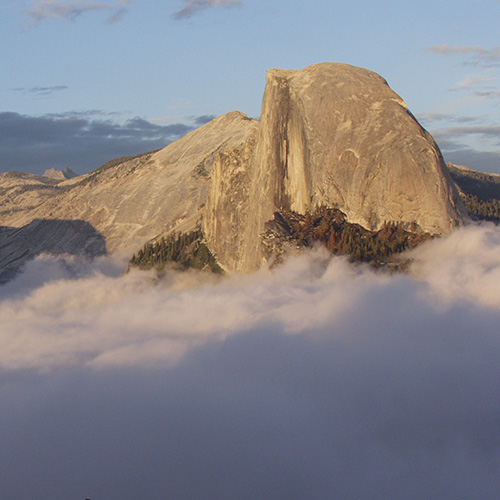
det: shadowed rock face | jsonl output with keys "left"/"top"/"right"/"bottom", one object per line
{"left": 0, "top": 219, "right": 106, "bottom": 283}
{"left": 203, "top": 63, "right": 466, "bottom": 272}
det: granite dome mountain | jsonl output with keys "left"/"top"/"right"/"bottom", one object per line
{"left": 0, "top": 63, "right": 467, "bottom": 280}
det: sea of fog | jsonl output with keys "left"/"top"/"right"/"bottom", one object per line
{"left": 2, "top": 223, "right": 500, "bottom": 499}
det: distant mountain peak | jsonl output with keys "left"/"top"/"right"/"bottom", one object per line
{"left": 43, "top": 167, "right": 78, "bottom": 181}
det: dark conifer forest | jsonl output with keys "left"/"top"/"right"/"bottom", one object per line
{"left": 129, "top": 229, "right": 223, "bottom": 273}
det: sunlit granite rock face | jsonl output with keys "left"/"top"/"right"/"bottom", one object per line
{"left": 203, "top": 63, "right": 466, "bottom": 272}
{"left": 43, "top": 167, "right": 78, "bottom": 181}
{"left": 1, "top": 112, "right": 257, "bottom": 256}
{"left": 0, "top": 63, "right": 466, "bottom": 278}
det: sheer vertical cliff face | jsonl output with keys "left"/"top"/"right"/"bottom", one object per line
{"left": 1, "top": 63, "right": 467, "bottom": 278}
{"left": 203, "top": 63, "right": 466, "bottom": 272}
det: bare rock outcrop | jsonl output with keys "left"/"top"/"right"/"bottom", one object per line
{"left": 203, "top": 63, "right": 466, "bottom": 272}
{"left": 1, "top": 63, "right": 467, "bottom": 278}
{"left": 43, "top": 167, "right": 78, "bottom": 181}
{"left": 1, "top": 112, "right": 257, "bottom": 256}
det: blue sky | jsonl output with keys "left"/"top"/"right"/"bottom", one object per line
{"left": 1, "top": 0, "right": 500, "bottom": 174}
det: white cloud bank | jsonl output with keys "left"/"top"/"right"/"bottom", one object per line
{"left": 2, "top": 224, "right": 500, "bottom": 499}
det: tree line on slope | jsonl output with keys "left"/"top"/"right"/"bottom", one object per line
{"left": 461, "top": 194, "right": 500, "bottom": 223}
{"left": 128, "top": 229, "right": 223, "bottom": 274}
{"left": 129, "top": 207, "right": 432, "bottom": 274}
{"left": 263, "top": 206, "right": 431, "bottom": 268}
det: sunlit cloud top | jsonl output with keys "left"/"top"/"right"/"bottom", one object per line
{"left": 2, "top": 224, "right": 500, "bottom": 373}
{"left": 2, "top": 224, "right": 500, "bottom": 498}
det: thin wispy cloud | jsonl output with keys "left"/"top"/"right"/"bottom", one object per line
{"left": 173, "top": 0, "right": 241, "bottom": 19}
{"left": 433, "top": 124, "right": 500, "bottom": 145}
{"left": 427, "top": 45, "right": 491, "bottom": 55}
{"left": 424, "top": 46, "right": 500, "bottom": 168}
{"left": 45, "top": 109, "right": 121, "bottom": 118}
{"left": 427, "top": 46, "right": 500, "bottom": 105}
{"left": 11, "top": 85, "right": 68, "bottom": 96}
{"left": 454, "top": 74, "right": 497, "bottom": 89}
{"left": 475, "top": 88, "right": 500, "bottom": 98}
{"left": 23, "top": 0, "right": 132, "bottom": 26}
{"left": 427, "top": 44, "right": 500, "bottom": 66}
{"left": 417, "top": 113, "right": 482, "bottom": 125}
{"left": 444, "top": 73, "right": 500, "bottom": 99}
{"left": 104, "top": 4, "right": 127, "bottom": 23}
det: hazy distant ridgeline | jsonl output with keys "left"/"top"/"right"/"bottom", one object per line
{"left": 447, "top": 163, "right": 500, "bottom": 224}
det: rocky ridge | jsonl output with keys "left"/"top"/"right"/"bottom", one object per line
{"left": 1, "top": 112, "right": 257, "bottom": 254}
{"left": 203, "top": 63, "right": 466, "bottom": 271}
{"left": 43, "top": 167, "right": 78, "bottom": 181}
{"left": 0, "top": 63, "right": 468, "bottom": 279}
